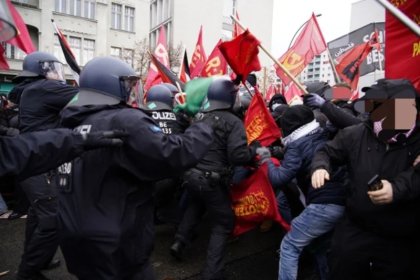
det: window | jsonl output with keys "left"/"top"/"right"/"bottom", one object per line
{"left": 1, "top": 43, "right": 25, "bottom": 60}
{"left": 123, "top": 49, "right": 133, "bottom": 67}
{"left": 55, "top": 0, "right": 67, "bottom": 13}
{"left": 84, "top": 0, "right": 95, "bottom": 19}
{"left": 111, "top": 3, "right": 122, "bottom": 29}
{"left": 69, "top": 0, "right": 81, "bottom": 16}
{"left": 69, "top": 36, "right": 81, "bottom": 65}
{"left": 55, "top": 0, "right": 95, "bottom": 19}
{"left": 111, "top": 47, "right": 121, "bottom": 58}
{"left": 124, "top": 7, "right": 135, "bottom": 32}
{"left": 83, "top": 39, "right": 95, "bottom": 65}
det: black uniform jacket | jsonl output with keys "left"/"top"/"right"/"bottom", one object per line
{"left": 312, "top": 122, "right": 420, "bottom": 237}
{"left": 57, "top": 104, "right": 213, "bottom": 250}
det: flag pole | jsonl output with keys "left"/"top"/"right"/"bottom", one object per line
{"left": 326, "top": 50, "right": 341, "bottom": 84}
{"left": 230, "top": 15, "right": 308, "bottom": 94}
{"left": 375, "top": 0, "right": 420, "bottom": 36}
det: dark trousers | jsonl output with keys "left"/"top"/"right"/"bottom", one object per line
{"left": 175, "top": 171, "right": 234, "bottom": 280}
{"left": 328, "top": 215, "right": 415, "bottom": 280}
{"left": 18, "top": 174, "right": 58, "bottom": 277}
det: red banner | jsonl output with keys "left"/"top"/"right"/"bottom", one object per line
{"left": 6, "top": 0, "right": 35, "bottom": 54}
{"left": 200, "top": 39, "right": 227, "bottom": 77}
{"left": 244, "top": 91, "right": 281, "bottom": 146}
{"left": 190, "top": 26, "right": 207, "bottom": 78}
{"left": 144, "top": 26, "right": 170, "bottom": 92}
{"left": 231, "top": 161, "right": 290, "bottom": 237}
{"left": 274, "top": 13, "right": 327, "bottom": 86}
{"left": 385, "top": 0, "right": 420, "bottom": 93}
{"left": 0, "top": 44, "right": 9, "bottom": 70}
{"left": 219, "top": 29, "right": 261, "bottom": 83}
{"left": 284, "top": 83, "right": 303, "bottom": 105}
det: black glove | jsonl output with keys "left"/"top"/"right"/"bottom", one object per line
{"left": 248, "top": 140, "right": 262, "bottom": 158}
{"left": 269, "top": 145, "right": 284, "bottom": 160}
{"left": 80, "top": 130, "right": 128, "bottom": 150}
{"left": 303, "top": 93, "right": 326, "bottom": 109}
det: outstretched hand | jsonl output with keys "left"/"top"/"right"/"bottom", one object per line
{"left": 81, "top": 130, "right": 128, "bottom": 150}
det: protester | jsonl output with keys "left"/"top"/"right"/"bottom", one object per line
{"left": 311, "top": 79, "right": 420, "bottom": 279}
{"left": 170, "top": 76, "right": 258, "bottom": 280}
{"left": 257, "top": 105, "right": 346, "bottom": 280}
{"left": 56, "top": 56, "right": 213, "bottom": 280}
{"left": 12, "top": 51, "right": 78, "bottom": 280}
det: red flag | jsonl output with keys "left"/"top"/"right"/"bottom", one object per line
{"left": 178, "top": 49, "right": 191, "bottom": 83}
{"left": 51, "top": 19, "right": 81, "bottom": 83}
{"left": 335, "top": 41, "right": 374, "bottom": 91}
{"left": 189, "top": 26, "right": 207, "bottom": 78}
{"left": 265, "top": 84, "right": 276, "bottom": 103}
{"left": 274, "top": 13, "right": 327, "bottom": 85}
{"left": 6, "top": 0, "right": 35, "bottom": 54}
{"left": 231, "top": 161, "right": 290, "bottom": 237}
{"left": 233, "top": 11, "right": 245, "bottom": 38}
{"left": 219, "top": 29, "right": 261, "bottom": 83}
{"left": 144, "top": 26, "right": 170, "bottom": 91}
{"left": 284, "top": 83, "right": 303, "bottom": 105}
{"left": 385, "top": 0, "right": 420, "bottom": 93}
{"left": 0, "top": 44, "right": 10, "bottom": 70}
{"left": 200, "top": 40, "right": 227, "bottom": 77}
{"left": 244, "top": 91, "right": 281, "bottom": 146}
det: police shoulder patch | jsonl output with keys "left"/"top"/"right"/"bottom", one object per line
{"left": 149, "top": 125, "right": 162, "bottom": 133}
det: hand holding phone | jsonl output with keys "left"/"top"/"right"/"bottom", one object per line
{"left": 367, "top": 174, "right": 383, "bottom": 191}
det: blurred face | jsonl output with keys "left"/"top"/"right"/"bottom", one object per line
{"left": 41, "top": 61, "right": 65, "bottom": 81}
{"left": 120, "top": 76, "right": 142, "bottom": 107}
{"left": 370, "top": 98, "right": 417, "bottom": 130}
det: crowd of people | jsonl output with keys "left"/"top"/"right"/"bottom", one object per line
{"left": 0, "top": 50, "right": 419, "bottom": 280}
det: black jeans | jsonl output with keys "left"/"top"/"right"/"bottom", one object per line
{"left": 175, "top": 171, "right": 234, "bottom": 280}
{"left": 328, "top": 215, "right": 415, "bottom": 280}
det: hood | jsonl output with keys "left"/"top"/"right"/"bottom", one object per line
{"left": 60, "top": 104, "right": 123, "bottom": 128}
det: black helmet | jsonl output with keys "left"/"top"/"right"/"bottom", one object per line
{"left": 72, "top": 56, "right": 140, "bottom": 106}
{"left": 161, "top": 83, "right": 179, "bottom": 96}
{"left": 14, "top": 51, "right": 64, "bottom": 82}
{"left": 304, "top": 81, "right": 331, "bottom": 98}
{"left": 145, "top": 84, "right": 174, "bottom": 111}
{"left": 202, "top": 76, "right": 238, "bottom": 112}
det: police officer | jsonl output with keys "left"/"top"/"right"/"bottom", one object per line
{"left": 170, "top": 76, "right": 257, "bottom": 280}
{"left": 144, "top": 83, "right": 190, "bottom": 224}
{"left": 56, "top": 56, "right": 213, "bottom": 280}
{"left": 14, "top": 51, "right": 78, "bottom": 280}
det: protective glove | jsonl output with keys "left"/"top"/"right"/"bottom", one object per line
{"left": 248, "top": 140, "right": 262, "bottom": 158}
{"left": 80, "top": 130, "right": 128, "bottom": 150}
{"left": 269, "top": 145, "right": 284, "bottom": 160}
{"left": 256, "top": 147, "right": 271, "bottom": 164}
{"left": 303, "top": 93, "right": 326, "bottom": 109}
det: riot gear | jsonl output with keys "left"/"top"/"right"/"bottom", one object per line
{"left": 145, "top": 84, "right": 174, "bottom": 111}
{"left": 15, "top": 52, "right": 65, "bottom": 82}
{"left": 77, "top": 56, "right": 140, "bottom": 106}
{"left": 202, "top": 76, "right": 238, "bottom": 112}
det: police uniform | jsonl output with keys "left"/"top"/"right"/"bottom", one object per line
{"left": 56, "top": 56, "right": 213, "bottom": 280}
{"left": 15, "top": 59, "right": 77, "bottom": 279}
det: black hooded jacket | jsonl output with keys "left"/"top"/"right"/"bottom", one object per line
{"left": 312, "top": 122, "right": 420, "bottom": 237}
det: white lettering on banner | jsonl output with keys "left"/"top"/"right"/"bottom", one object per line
{"left": 366, "top": 49, "right": 384, "bottom": 65}
{"left": 363, "top": 30, "right": 385, "bottom": 43}
{"left": 58, "top": 162, "right": 72, "bottom": 174}
{"left": 334, "top": 43, "right": 354, "bottom": 58}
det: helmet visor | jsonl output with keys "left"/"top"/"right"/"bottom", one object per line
{"left": 120, "top": 76, "right": 142, "bottom": 107}
{"left": 40, "top": 61, "right": 65, "bottom": 81}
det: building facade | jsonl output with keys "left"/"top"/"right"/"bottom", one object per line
{"left": 0, "top": 0, "right": 149, "bottom": 93}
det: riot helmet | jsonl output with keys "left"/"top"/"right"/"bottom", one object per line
{"left": 144, "top": 84, "right": 174, "bottom": 111}
{"left": 161, "top": 83, "right": 179, "bottom": 96}
{"left": 202, "top": 76, "right": 238, "bottom": 112}
{"left": 69, "top": 56, "right": 141, "bottom": 107}
{"left": 14, "top": 51, "right": 65, "bottom": 82}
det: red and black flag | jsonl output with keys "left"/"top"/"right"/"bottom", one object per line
{"left": 178, "top": 48, "right": 190, "bottom": 83}
{"left": 51, "top": 19, "right": 81, "bottom": 83}
{"left": 150, "top": 53, "right": 185, "bottom": 91}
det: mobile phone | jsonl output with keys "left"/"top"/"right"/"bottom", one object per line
{"left": 367, "top": 174, "right": 383, "bottom": 191}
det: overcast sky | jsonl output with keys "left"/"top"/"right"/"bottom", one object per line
{"left": 271, "top": 0, "right": 361, "bottom": 56}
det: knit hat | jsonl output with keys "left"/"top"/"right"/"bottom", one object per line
{"left": 280, "top": 105, "right": 314, "bottom": 137}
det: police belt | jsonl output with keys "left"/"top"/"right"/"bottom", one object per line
{"left": 189, "top": 168, "right": 222, "bottom": 180}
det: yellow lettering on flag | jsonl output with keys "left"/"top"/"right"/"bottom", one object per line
{"left": 233, "top": 191, "right": 270, "bottom": 217}
{"left": 413, "top": 41, "right": 420, "bottom": 57}
{"left": 246, "top": 112, "right": 268, "bottom": 143}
